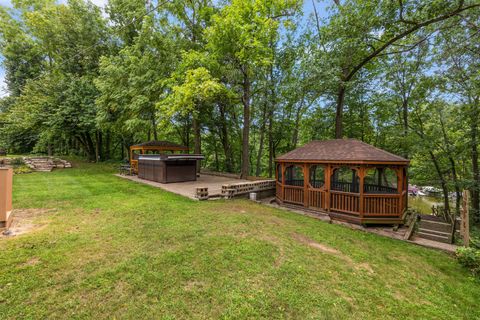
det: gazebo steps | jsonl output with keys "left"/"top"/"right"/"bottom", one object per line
{"left": 418, "top": 219, "right": 451, "bottom": 233}
{"left": 416, "top": 230, "right": 452, "bottom": 243}
{"left": 415, "top": 215, "right": 453, "bottom": 244}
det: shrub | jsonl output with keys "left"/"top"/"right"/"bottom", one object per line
{"left": 456, "top": 247, "right": 480, "bottom": 276}
{"left": 11, "top": 157, "right": 25, "bottom": 166}
{"left": 13, "top": 165, "right": 33, "bottom": 174}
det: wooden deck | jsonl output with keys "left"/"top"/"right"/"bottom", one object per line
{"left": 116, "top": 173, "right": 252, "bottom": 200}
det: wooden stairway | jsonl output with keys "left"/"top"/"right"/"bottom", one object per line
{"left": 416, "top": 215, "right": 453, "bottom": 244}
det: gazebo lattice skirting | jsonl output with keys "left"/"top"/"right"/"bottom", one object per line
{"left": 275, "top": 139, "right": 409, "bottom": 224}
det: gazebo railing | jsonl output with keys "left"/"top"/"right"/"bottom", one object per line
{"left": 364, "top": 183, "right": 397, "bottom": 194}
{"left": 284, "top": 179, "right": 304, "bottom": 187}
{"left": 331, "top": 181, "right": 359, "bottom": 193}
{"left": 308, "top": 189, "right": 327, "bottom": 210}
{"left": 363, "top": 192, "right": 404, "bottom": 216}
{"left": 330, "top": 190, "right": 360, "bottom": 215}
{"left": 309, "top": 180, "right": 324, "bottom": 189}
{"left": 284, "top": 184, "right": 304, "bottom": 204}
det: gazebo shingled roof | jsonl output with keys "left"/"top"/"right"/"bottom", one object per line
{"left": 277, "top": 139, "right": 409, "bottom": 164}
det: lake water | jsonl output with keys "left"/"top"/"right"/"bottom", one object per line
{"left": 408, "top": 196, "right": 444, "bottom": 214}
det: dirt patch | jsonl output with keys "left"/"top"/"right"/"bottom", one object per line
{"left": 184, "top": 280, "right": 206, "bottom": 292}
{"left": 20, "top": 257, "right": 41, "bottom": 267}
{"left": 1, "top": 208, "right": 55, "bottom": 239}
{"left": 334, "top": 289, "right": 355, "bottom": 305}
{"left": 292, "top": 232, "right": 375, "bottom": 274}
{"left": 356, "top": 262, "right": 374, "bottom": 274}
{"left": 292, "top": 233, "right": 342, "bottom": 255}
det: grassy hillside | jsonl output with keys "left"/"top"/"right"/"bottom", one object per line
{"left": 0, "top": 161, "right": 478, "bottom": 319}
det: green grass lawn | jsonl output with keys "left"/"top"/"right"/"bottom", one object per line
{"left": 0, "top": 161, "right": 479, "bottom": 319}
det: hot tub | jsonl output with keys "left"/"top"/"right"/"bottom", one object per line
{"left": 137, "top": 154, "right": 204, "bottom": 183}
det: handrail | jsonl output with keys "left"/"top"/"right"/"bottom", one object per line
{"left": 283, "top": 184, "right": 304, "bottom": 190}
{"left": 363, "top": 193, "right": 400, "bottom": 198}
{"left": 330, "top": 190, "right": 360, "bottom": 196}
{"left": 307, "top": 185, "right": 326, "bottom": 191}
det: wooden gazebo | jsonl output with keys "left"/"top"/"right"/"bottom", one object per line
{"left": 275, "top": 139, "right": 409, "bottom": 224}
{"left": 130, "top": 141, "right": 189, "bottom": 174}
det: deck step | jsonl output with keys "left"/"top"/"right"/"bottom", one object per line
{"left": 418, "top": 219, "right": 452, "bottom": 233}
{"left": 416, "top": 231, "right": 451, "bottom": 243}
{"left": 418, "top": 228, "right": 451, "bottom": 237}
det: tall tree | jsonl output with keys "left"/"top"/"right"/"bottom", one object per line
{"left": 310, "top": 0, "right": 480, "bottom": 138}
{"left": 205, "top": 0, "right": 300, "bottom": 178}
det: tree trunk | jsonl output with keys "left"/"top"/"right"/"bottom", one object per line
{"left": 95, "top": 131, "right": 102, "bottom": 162}
{"left": 152, "top": 112, "right": 158, "bottom": 140}
{"left": 77, "top": 134, "right": 96, "bottom": 161}
{"left": 429, "top": 151, "right": 450, "bottom": 214}
{"left": 241, "top": 67, "right": 251, "bottom": 179}
{"left": 214, "top": 142, "right": 219, "bottom": 171}
{"left": 439, "top": 112, "right": 460, "bottom": 215}
{"left": 471, "top": 110, "right": 480, "bottom": 222}
{"left": 85, "top": 133, "right": 96, "bottom": 162}
{"left": 193, "top": 116, "right": 201, "bottom": 173}
{"left": 402, "top": 98, "right": 409, "bottom": 158}
{"left": 291, "top": 99, "right": 305, "bottom": 148}
{"left": 47, "top": 143, "right": 53, "bottom": 156}
{"left": 219, "top": 103, "right": 234, "bottom": 173}
{"left": 104, "top": 131, "right": 111, "bottom": 160}
{"left": 121, "top": 138, "right": 125, "bottom": 160}
{"left": 255, "top": 101, "right": 268, "bottom": 177}
{"left": 186, "top": 116, "right": 190, "bottom": 148}
{"left": 267, "top": 64, "right": 276, "bottom": 178}
{"left": 268, "top": 111, "right": 274, "bottom": 178}
{"left": 335, "top": 84, "right": 346, "bottom": 139}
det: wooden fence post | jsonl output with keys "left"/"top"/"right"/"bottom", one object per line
{"left": 0, "top": 167, "right": 13, "bottom": 229}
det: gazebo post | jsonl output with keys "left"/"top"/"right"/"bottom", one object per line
{"left": 325, "top": 164, "right": 331, "bottom": 212}
{"left": 397, "top": 167, "right": 404, "bottom": 215}
{"left": 359, "top": 166, "right": 365, "bottom": 221}
{"left": 281, "top": 162, "right": 285, "bottom": 202}
{"left": 403, "top": 167, "right": 408, "bottom": 211}
{"left": 303, "top": 163, "right": 308, "bottom": 208}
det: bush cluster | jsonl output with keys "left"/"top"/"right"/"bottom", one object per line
{"left": 456, "top": 245, "right": 480, "bottom": 277}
